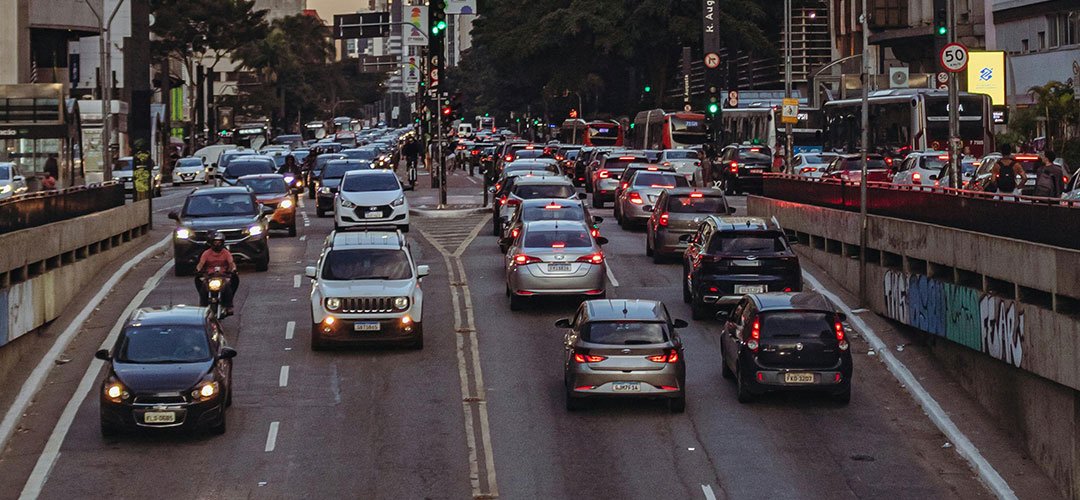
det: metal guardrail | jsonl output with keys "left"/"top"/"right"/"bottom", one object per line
{"left": 0, "top": 182, "right": 126, "bottom": 234}
{"left": 761, "top": 174, "right": 1080, "bottom": 250}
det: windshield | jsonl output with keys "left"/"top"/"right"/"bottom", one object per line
{"left": 342, "top": 173, "right": 400, "bottom": 192}
{"left": 115, "top": 325, "right": 211, "bottom": 364}
{"left": 632, "top": 172, "right": 689, "bottom": 188}
{"left": 664, "top": 150, "right": 698, "bottom": 160}
{"left": 176, "top": 158, "right": 202, "bottom": 168}
{"left": 670, "top": 116, "right": 706, "bottom": 144}
{"left": 581, "top": 321, "right": 668, "bottom": 344}
{"left": 523, "top": 228, "right": 593, "bottom": 248}
{"left": 322, "top": 249, "right": 411, "bottom": 280}
{"left": 113, "top": 159, "right": 135, "bottom": 172}
{"left": 513, "top": 184, "right": 575, "bottom": 199}
{"left": 668, "top": 195, "right": 726, "bottom": 213}
{"left": 238, "top": 177, "right": 288, "bottom": 194}
{"left": 343, "top": 149, "right": 378, "bottom": 160}
{"left": 323, "top": 162, "right": 370, "bottom": 179}
{"left": 708, "top": 233, "right": 786, "bottom": 253}
{"left": 521, "top": 203, "right": 585, "bottom": 221}
{"left": 587, "top": 125, "right": 619, "bottom": 145}
{"left": 183, "top": 193, "right": 255, "bottom": 217}
{"left": 225, "top": 161, "right": 274, "bottom": 178}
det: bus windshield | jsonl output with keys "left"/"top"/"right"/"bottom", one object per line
{"left": 587, "top": 125, "right": 620, "bottom": 145}
{"left": 669, "top": 116, "right": 706, "bottom": 145}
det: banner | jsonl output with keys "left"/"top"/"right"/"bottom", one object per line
{"left": 446, "top": 0, "right": 476, "bottom": 15}
{"left": 967, "top": 51, "right": 1006, "bottom": 106}
{"left": 403, "top": 5, "right": 428, "bottom": 47}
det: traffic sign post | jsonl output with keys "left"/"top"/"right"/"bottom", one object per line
{"left": 704, "top": 52, "right": 720, "bottom": 69}
{"left": 726, "top": 90, "right": 739, "bottom": 108}
{"left": 939, "top": 42, "right": 968, "bottom": 73}
{"left": 781, "top": 98, "right": 799, "bottom": 124}
{"left": 943, "top": 0, "right": 962, "bottom": 189}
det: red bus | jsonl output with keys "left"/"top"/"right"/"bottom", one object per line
{"left": 632, "top": 109, "right": 708, "bottom": 149}
{"left": 559, "top": 119, "right": 624, "bottom": 146}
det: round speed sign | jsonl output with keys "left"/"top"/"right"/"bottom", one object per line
{"left": 939, "top": 43, "right": 968, "bottom": 73}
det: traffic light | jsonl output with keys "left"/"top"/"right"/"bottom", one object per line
{"left": 441, "top": 106, "right": 452, "bottom": 117}
{"left": 430, "top": 0, "right": 447, "bottom": 36}
{"left": 707, "top": 103, "right": 719, "bottom": 115}
{"left": 706, "top": 84, "right": 721, "bottom": 116}
{"left": 643, "top": 85, "right": 652, "bottom": 93}
{"left": 569, "top": 108, "right": 578, "bottom": 119}
{"left": 933, "top": 0, "right": 948, "bottom": 37}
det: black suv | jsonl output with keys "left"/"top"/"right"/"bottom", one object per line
{"left": 681, "top": 216, "right": 801, "bottom": 319}
{"left": 716, "top": 292, "right": 852, "bottom": 404}
{"left": 169, "top": 186, "right": 272, "bottom": 276}
{"left": 717, "top": 144, "right": 773, "bottom": 194}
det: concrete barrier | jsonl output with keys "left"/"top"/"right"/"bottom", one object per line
{"left": 748, "top": 195, "right": 1080, "bottom": 498}
{"left": 0, "top": 201, "right": 150, "bottom": 345}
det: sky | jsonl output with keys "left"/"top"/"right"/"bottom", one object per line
{"left": 307, "top": 0, "right": 360, "bottom": 20}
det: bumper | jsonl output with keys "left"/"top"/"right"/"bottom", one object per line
{"left": 334, "top": 207, "right": 409, "bottom": 229}
{"left": 100, "top": 396, "right": 224, "bottom": 431}
{"left": 620, "top": 202, "right": 652, "bottom": 223}
{"left": 696, "top": 277, "right": 802, "bottom": 306}
{"left": 739, "top": 358, "right": 852, "bottom": 396}
{"left": 312, "top": 316, "right": 420, "bottom": 345}
{"left": 567, "top": 366, "right": 684, "bottom": 398}
{"left": 653, "top": 229, "right": 692, "bottom": 255}
{"left": 508, "top": 264, "right": 606, "bottom": 296}
{"left": 174, "top": 237, "right": 269, "bottom": 265}
{"left": 172, "top": 171, "right": 206, "bottom": 184}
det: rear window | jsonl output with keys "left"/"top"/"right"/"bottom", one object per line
{"left": 708, "top": 233, "right": 786, "bottom": 253}
{"left": 239, "top": 177, "right": 288, "bottom": 194}
{"left": 838, "top": 159, "right": 888, "bottom": 171}
{"left": 343, "top": 149, "right": 378, "bottom": 160}
{"left": 323, "top": 162, "right": 370, "bottom": 179}
{"left": 515, "top": 150, "right": 546, "bottom": 159}
{"left": 505, "top": 163, "right": 559, "bottom": 175}
{"left": 633, "top": 172, "right": 690, "bottom": 188}
{"left": 513, "top": 184, "right": 575, "bottom": 199}
{"left": 521, "top": 204, "right": 585, "bottom": 221}
{"left": 314, "top": 154, "right": 347, "bottom": 169}
{"left": 760, "top": 312, "right": 834, "bottom": 341}
{"left": 523, "top": 228, "right": 593, "bottom": 248}
{"left": 668, "top": 195, "right": 726, "bottom": 213}
{"left": 664, "top": 150, "right": 698, "bottom": 160}
{"left": 603, "top": 157, "right": 645, "bottom": 170}
{"left": 738, "top": 151, "right": 772, "bottom": 163}
{"left": 581, "top": 321, "right": 668, "bottom": 344}
{"left": 225, "top": 161, "right": 274, "bottom": 178}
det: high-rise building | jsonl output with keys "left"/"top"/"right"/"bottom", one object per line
{"left": 0, "top": 0, "right": 102, "bottom": 85}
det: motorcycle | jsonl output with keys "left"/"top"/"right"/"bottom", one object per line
{"left": 200, "top": 274, "right": 232, "bottom": 319}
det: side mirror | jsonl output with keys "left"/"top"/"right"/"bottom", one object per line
{"left": 595, "top": 236, "right": 609, "bottom": 246}
{"left": 305, "top": 266, "right": 317, "bottom": 278}
{"left": 592, "top": 216, "right": 604, "bottom": 224}
{"left": 94, "top": 349, "right": 111, "bottom": 361}
{"left": 554, "top": 318, "right": 571, "bottom": 328}
{"left": 714, "top": 310, "right": 730, "bottom": 321}
{"left": 13, "top": 175, "right": 24, "bottom": 182}
{"left": 672, "top": 319, "right": 689, "bottom": 329}
{"left": 261, "top": 204, "right": 275, "bottom": 215}
{"left": 417, "top": 264, "right": 430, "bottom": 278}
{"left": 167, "top": 211, "right": 180, "bottom": 221}
{"left": 727, "top": 207, "right": 736, "bottom": 214}
{"left": 577, "top": 192, "right": 588, "bottom": 200}
{"left": 218, "top": 347, "right": 238, "bottom": 359}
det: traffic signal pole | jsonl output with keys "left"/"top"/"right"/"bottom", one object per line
{"left": 946, "top": 0, "right": 960, "bottom": 188}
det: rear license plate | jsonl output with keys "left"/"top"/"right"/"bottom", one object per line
{"left": 144, "top": 411, "right": 176, "bottom": 424}
{"left": 735, "top": 284, "right": 766, "bottom": 294}
{"left": 784, "top": 372, "right": 815, "bottom": 384}
{"left": 354, "top": 322, "right": 380, "bottom": 332}
{"left": 612, "top": 382, "right": 640, "bottom": 392}
{"left": 547, "top": 263, "right": 572, "bottom": 272}
{"left": 364, "top": 211, "right": 383, "bottom": 219}
{"left": 123, "top": 182, "right": 133, "bottom": 190}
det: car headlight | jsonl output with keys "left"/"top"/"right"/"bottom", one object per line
{"left": 192, "top": 381, "right": 219, "bottom": 400}
{"left": 247, "top": 224, "right": 264, "bottom": 236}
{"left": 394, "top": 297, "right": 409, "bottom": 310}
{"left": 326, "top": 298, "right": 341, "bottom": 310}
{"left": 319, "top": 187, "right": 332, "bottom": 194}
{"left": 175, "top": 228, "right": 192, "bottom": 239}
{"left": 390, "top": 194, "right": 406, "bottom": 207}
{"left": 284, "top": 175, "right": 295, "bottom": 184}
{"left": 104, "top": 378, "right": 129, "bottom": 402}
{"left": 208, "top": 278, "right": 224, "bottom": 291}
{"left": 296, "top": 180, "right": 304, "bottom": 188}
{"left": 279, "top": 198, "right": 293, "bottom": 209}
{"left": 340, "top": 198, "right": 356, "bottom": 208}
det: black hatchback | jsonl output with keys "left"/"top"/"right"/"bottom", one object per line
{"left": 96, "top": 306, "right": 236, "bottom": 436}
{"left": 716, "top": 292, "right": 852, "bottom": 404}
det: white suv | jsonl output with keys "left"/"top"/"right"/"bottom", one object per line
{"left": 334, "top": 169, "right": 410, "bottom": 232}
{"left": 306, "top": 230, "right": 429, "bottom": 350}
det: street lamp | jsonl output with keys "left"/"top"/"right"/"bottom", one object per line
{"left": 83, "top": 0, "right": 127, "bottom": 182}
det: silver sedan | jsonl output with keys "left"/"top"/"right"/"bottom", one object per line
{"left": 505, "top": 220, "right": 608, "bottom": 310}
{"left": 615, "top": 170, "right": 691, "bottom": 228}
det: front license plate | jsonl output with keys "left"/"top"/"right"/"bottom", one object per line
{"left": 364, "top": 211, "right": 383, "bottom": 219}
{"left": 123, "top": 182, "right": 133, "bottom": 190}
{"left": 144, "top": 411, "right": 176, "bottom": 424}
{"left": 547, "top": 263, "right": 572, "bottom": 272}
{"left": 735, "top": 284, "right": 766, "bottom": 294}
{"left": 354, "top": 322, "right": 380, "bottom": 332}
{"left": 784, "top": 372, "right": 815, "bottom": 384}
{"left": 612, "top": 382, "right": 640, "bottom": 392}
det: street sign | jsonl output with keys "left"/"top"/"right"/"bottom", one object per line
{"left": 333, "top": 12, "right": 390, "bottom": 39}
{"left": 704, "top": 52, "right": 720, "bottom": 69}
{"left": 939, "top": 42, "right": 969, "bottom": 73}
{"left": 701, "top": 0, "right": 720, "bottom": 55}
{"left": 684, "top": 104, "right": 692, "bottom": 112}
{"left": 446, "top": 0, "right": 477, "bottom": 14}
{"left": 936, "top": 72, "right": 949, "bottom": 83}
{"left": 726, "top": 90, "right": 739, "bottom": 108}
{"left": 781, "top": 98, "right": 799, "bottom": 124}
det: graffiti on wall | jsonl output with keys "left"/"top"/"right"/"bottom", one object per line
{"left": 882, "top": 270, "right": 1023, "bottom": 368}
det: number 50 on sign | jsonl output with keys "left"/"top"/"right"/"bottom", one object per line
{"left": 939, "top": 43, "right": 968, "bottom": 73}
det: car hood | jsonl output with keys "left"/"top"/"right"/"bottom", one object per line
{"left": 319, "top": 278, "right": 414, "bottom": 297}
{"left": 321, "top": 178, "right": 342, "bottom": 189}
{"left": 255, "top": 194, "right": 290, "bottom": 204}
{"left": 112, "top": 361, "right": 212, "bottom": 393}
{"left": 181, "top": 215, "right": 259, "bottom": 230}
{"left": 340, "top": 190, "right": 402, "bottom": 206}
{"left": 174, "top": 166, "right": 204, "bottom": 172}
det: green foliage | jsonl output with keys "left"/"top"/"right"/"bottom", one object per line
{"left": 149, "top": 0, "right": 269, "bottom": 68}
{"left": 1027, "top": 81, "right": 1080, "bottom": 152}
{"left": 1062, "top": 138, "right": 1080, "bottom": 170}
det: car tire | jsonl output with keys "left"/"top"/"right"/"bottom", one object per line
{"left": 255, "top": 255, "right": 270, "bottom": 272}
{"left": 565, "top": 390, "right": 587, "bottom": 411}
{"left": 668, "top": 395, "right": 686, "bottom": 413}
{"left": 509, "top": 291, "right": 525, "bottom": 311}
{"left": 645, "top": 234, "right": 654, "bottom": 257}
{"left": 209, "top": 410, "right": 227, "bottom": 435}
{"left": 736, "top": 370, "right": 755, "bottom": 404}
{"left": 288, "top": 224, "right": 297, "bottom": 237}
{"left": 409, "top": 323, "right": 424, "bottom": 350}
{"left": 591, "top": 194, "right": 602, "bottom": 208}
{"left": 833, "top": 386, "right": 851, "bottom": 405}
{"left": 100, "top": 420, "right": 121, "bottom": 438}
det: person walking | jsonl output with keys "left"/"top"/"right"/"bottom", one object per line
{"left": 1033, "top": 151, "right": 1065, "bottom": 199}
{"left": 988, "top": 144, "right": 1025, "bottom": 198}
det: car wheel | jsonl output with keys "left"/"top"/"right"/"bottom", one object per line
{"left": 721, "top": 355, "right": 735, "bottom": 380}
{"left": 833, "top": 385, "right": 851, "bottom": 405}
{"left": 409, "top": 323, "right": 424, "bottom": 350}
{"left": 736, "top": 369, "right": 755, "bottom": 404}
{"left": 209, "top": 410, "right": 227, "bottom": 435}
{"left": 509, "top": 292, "right": 525, "bottom": 311}
{"left": 255, "top": 255, "right": 270, "bottom": 272}
{"left": 310, "top": 324, "right": 326, "bottom": 351}
{"left": 668, "top": 395, "right": 686, "bottom": 413}
{"left": 100, "top": 420, "right": 121, "bottom": 438}
{"left": 724, "top": 180, "right": 735, "bottom": 196}
{"left": 565, "top": 390, "right": 587, "bottom": 411}
{"left": 316, "top": 208, "right": 326, "bottom": 217}
{"left": 288, "top": 224, "right": 297, "bottom": 237}
{"left": 645, "top": 234, "right": 654, "bottom": 257}
{"left": 591, "top": 194, "right": 602, "bottom": 208}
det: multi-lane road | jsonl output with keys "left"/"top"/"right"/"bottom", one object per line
{"left": 0, "top": 175, "right": 1048, "bottom": 499}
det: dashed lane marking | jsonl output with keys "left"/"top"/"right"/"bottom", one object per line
{"left": 702, "top": 484, "right": 718, "bottom": 500}
{"left": 285, "top": 321, "right": 295, "bottom": 340}
{"left": 265, "top": 422, "right": 280, "bottom": 452}
{"left": 605, "top": 262, "right": 620, "bottom": 287}
{"left": 279, "top": 366, "right": 290, "bottom": 387}
{"left": 293, "top": 274, "right": 301, "bottom": 288}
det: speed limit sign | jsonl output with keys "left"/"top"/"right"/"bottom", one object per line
{"left": 939, "top": 43, "right": 968, "bottom": 73}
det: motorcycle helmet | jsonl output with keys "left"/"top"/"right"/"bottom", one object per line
{"left": 208, "top": 230, "right": 226, "bottom": 251}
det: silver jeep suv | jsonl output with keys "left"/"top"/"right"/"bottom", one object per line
{"left": 306, "top": 230, "right": 429, "bottom": 350}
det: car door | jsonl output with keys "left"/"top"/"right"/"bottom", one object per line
{"left": 687, "top": 223, "right": 714, "bottom": 284}
{"left": 563, "top": 306, "right": 585, "bottom": 372}
{"left": 648, "top": 191, "right": 668, "bottom": 234}
{"left": 722, "top": 300, "right": 748, "bottom": 367}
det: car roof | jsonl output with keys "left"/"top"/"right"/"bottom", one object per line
{"left": 519, "top": 198, "right": 584, "bottom": 208}
{"left": 237, "top": 173, "right": 286, "bottom": 181}
{"left": 192, "top": 186, "right": 252, "bottom": 196}
{"left": 663, "top": 187, "right": 724, "bottom": 196}
{"left": 127, "top": 305, "right": 207, "bottom": 327}
{"left": 512, "top": 175, "right": 573, "bottom": 185}
{"left": 229, "top": 155, "right": 276, "bottom": 163}
{"left": 583, "top": 299, "right": 667, "bottom": 322}
{"left": 342, "top": 168, "right": 394, "bottom": 177}
{"left": 711, "top": 216, "right": 782, "bottom": 232}
{"left": 329, "top": 230, "right": 406, "bottom": 249}
{"left": 750, "top": 292, "right": 834, "bottom": 312}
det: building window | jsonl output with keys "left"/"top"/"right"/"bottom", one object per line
{"left": 1022, "top": 39, "right": 1029, "bottom": 52}
{"left": 1038, "top": 31, "right": 1046, "bottom": 50}
{"left": 1047, "top": 11, "right": 1080, "bottom": 48}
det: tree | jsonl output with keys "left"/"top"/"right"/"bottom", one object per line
{"left": 1027, "top": 81, "right": 1080, "bottom": 152}
{"left": 149, "top": 0, "right": 269, "bottom": 72}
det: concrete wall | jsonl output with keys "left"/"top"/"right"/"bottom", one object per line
{"left": 748, "top": 195, "right": 1080, "bottom": 498}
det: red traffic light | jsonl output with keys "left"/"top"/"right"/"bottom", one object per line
{"left": 569, "top": 108, "right": 578, "bottom": 118}
{"left": 441, "top": 106, "right": 452, "bottom": 116}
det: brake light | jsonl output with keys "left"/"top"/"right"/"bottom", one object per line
{"left": 513, "top": 254, "right": 542, "bottom": 265}
{"left": 620, "top": 182, "right": 629, "bottom": 190}
{"left": 800, "top": 167, "right": 816, "bottom": 173}
{"left": 551, "top": 242, "right": 566, "bottom": 248}
{"left": 1014, "top": 155, "right": 1039, "bottom": 161}
{"left": 662, "top": 162, "right": 671, "bottom": 166}
{"left": 646, "top": 349, "right": 680, "bottom": 363}
{"left": 937, "top": 154, "right": 950, "bottom": 160}
{"left": 885, "top": 157, "right": 894, "bottom": 166}
{"left": 505, "top": 155, "right": 513, "bottom": 161}
{"left": 590, "top": 228, "right": 600, "bottom": 237}
{"left": 598, "top": 170, "right": 610, "bottom": 179}
{"left": 574, "top": 352, "right": 607, "bottom": 363}
{"left": 556, "top": 155, "right": 564, "bottom": 160}
{"left": 649, "top": 184, "right": 675, "bottom": 189}
{"left": 912, "top": 172, "right": 922, "bottom": 182}
{"left": 647, "top": 166, "right": 659, "bottom": 171}
{"left": 835, "top": 320, "right": 849, "bottom": 351}
{"left": 689, "top": 192, "right": 704, "bottom": 198}
{"left": 472, "top": 150, "right": 479, "bottom": 155}
{"left": 510, "top": 228, "right": 520, "bottom": 238}
{"left": 628, "top": 192, "right": 644, "bottom": 204}
{"left": 525, "top": 145, "right": 535, "bottom": 150}
{"left": 729, "top": 161, "right": 739, "bottom": 173}
{"left": 576, "top": 253, "right": 604, "bottom": 264}
{"left": 498, "top": 196, "right": 508, "bottom": 206}
{"left": 747, "top": 319, "right": 761, "bottom": 352}
{"left": 658, "top": 212, "right": 669, "bottom": 226}
{"left": 750, "top": 147, "right": 760, "bottom": 152}
{"left": 619, "top": 156, "right": 635, "bottom": 160}
{"left": 544, "top": 203, "right": 563, "bottom": 210}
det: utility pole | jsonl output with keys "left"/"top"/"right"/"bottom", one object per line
{"left": 84, "top": 0, "right": 127, "bottom": 181}
{"left": 784, "top": 0, "right": 794, "bottom": 169}
{"left": 946, "top": 0, "right": 961, "bottom": 188}
{"left": 429, "top": 0, "right": 448, "bottom": 207}
{"left": 858, "top": 0, "right": 870, "bottom": 307}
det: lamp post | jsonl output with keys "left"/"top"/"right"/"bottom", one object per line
{"left": 783, "top": 0, "right": 793, "bottom": 169}
{"left": 858, "top": 0, "right": 870, "bottom": 307}
{"left": 84, "top": 0, "right": 127, "bottom": 181}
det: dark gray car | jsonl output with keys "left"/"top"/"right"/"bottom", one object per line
{"left": 645, "top": 188, "right": 732, "bottom": 262}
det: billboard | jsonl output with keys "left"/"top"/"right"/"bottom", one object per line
{"left": 446, "top": 0, "right": 477, "bottom": 15}
{"left": 967, "top": 51, "right": 1006, "bottom": 106}
{"left": 403, "top": 5, "right": 428, "bottom": 47}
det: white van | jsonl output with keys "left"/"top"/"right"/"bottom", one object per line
{"left": 456, "top": 123, "right": 474, "bottom": 138}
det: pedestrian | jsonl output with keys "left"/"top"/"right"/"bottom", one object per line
{"left": 1033, "top": 151, "right": 1065, "bottom": 199}
{"left": 988, "top": 143, "right": 1025, "bottom": 198}
{"left": 402, "top": 138, "right": 420, "bottom": 172}
{"left": 41, "top": 171, "right": 57, "bottom": 190}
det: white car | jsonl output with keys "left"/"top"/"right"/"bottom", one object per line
{"left": 0, "top": 162, "right": 29, "bottom": 199}
{"left": 171, "top": 157, "right": 208, "bottom": 184}
{"left": 790, "top": 152, "right": 838, "bottom": 178}
{"left": 112, "top": 156, "right": 162, "bottom": 196}
{"left": 658, "top": 149, "right": 704, "bottom": 186}
{"left": 891, "top": 151, "right": 949, "bottom": 186}
{"left": 334, "top": 169, "right": 410, "bottom": 232}
{"left": 306, "top": 230, "right": 428, "bottom": 350}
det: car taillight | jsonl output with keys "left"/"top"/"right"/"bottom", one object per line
{"left": 506, "top": 198, "right": 521, "bottom": 206}
{"left": 835, "top": 320, "right": 849, "bottom": 351}
{"left": 800, "top": 167, "right": 816, "bottom": 173}
{"left": 472, "top": 150, "right": 479, "bottom": 155}
{"left": 590, "top": 228, "right": 600, "bottom": 237}
{"left": 574, "top": 352, "right": 607, "bottom": 363}
{"left": 694, "top": 161, "right": 701, "bottom": 166}
{"left": 729, "top": 161, "right": 738, "bottom": 173}
{"left": 576, "top": 253, "right": 604, "bottom": 264}
{"left": 620, "top": 182, "right": 629, "bottom": 190}
{"left": 504, "top": 155, "right": 513, "bottom": 161}
{"left": 747, "top": 319, "right": 760, "bottom": 352}
{"left": 689, "top": 192, "right": 704, "bottom": 198}
{"left": 498, "top": 196, "right": 508, "bottom": 205}
{"left": 937, "top": 154, "right": 950, "bottom": 160}
{"left": 598, "top": 170, "right": 610, "bottom": 179}
{"left": 885, "top": 157, "right": 894, "bottom": 166}
{"left": 510, "top": 228, "right": 520, "bottom": 238}
{"left": 513, "top": 254, "right": 542, "bottom": 265}
{"left": 628, "top": 192, "right": 643, "bottom": 204}
{"left": 912, "top": 172, "right": 922, "bottom": 182}
{"left": 646, "top": 349, "right": 680, "bottom": 363}
{"left": 658, "top": 212, "right": 669, "bottom": 226}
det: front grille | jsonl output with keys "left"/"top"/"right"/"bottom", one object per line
{"left": 342, "top": 297, "right": 395, "bottom": 313}
{"left": 353, "top": 204, "right": 391, "bottom": 219}
{"left": 192, "top": 228, "right": 245, "bottom": 242}
{"left": 133, "top": 394, "right": 187, "bottom": 406}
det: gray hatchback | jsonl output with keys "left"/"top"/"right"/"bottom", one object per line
{"left": 645, "top": 188, "right": 732, "bottom": 262}
{"left": 558, "top": 299, "right": 688, "bottom": 412}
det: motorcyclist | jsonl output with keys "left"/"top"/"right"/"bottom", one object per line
{"left": 195, "top": 231, "right": 238, "bottom": 315}
{"left": 402, "top": 138, "right": 420, "bottom": 172}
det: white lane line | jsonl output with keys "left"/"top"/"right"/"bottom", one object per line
{"left": 802, "top": 270, "right": 1017, "bottom": 500}
{"left": 702, "top": 484, "right": 717, "bottom": 500}
{"left": 605, "top": 262, "right": 620, "bottom": 287}
{"left": 299, "top": 235, "right": 307, "bottom": 241}
{"left": 0, "top": 234, "right": 171, "bottom": 454}
{"left": 465, "top": 175, "right": 478, "bottom": 185}
{"left": 265, "top": 421, "right": 280, "bottom": 452}
{"left": 19, "top": 259, "right": 174, "bottom": 500}
{"left": 285, "top": 321, "right": 295, "bottom": 340}
{"left": 279, "top": 366, "right": 290, "bottom": 387}
{"left": 293, "top": 274, "right": 301, "bottom": 288}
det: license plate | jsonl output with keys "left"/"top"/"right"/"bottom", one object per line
{"left": 364, "top": 211, "right": 383, "bottom": 219}
{"left": 547, "top": 263, "right": 572, "bottom": 272}
{"left": 784, "top": 372, "right": 815, "bottom": 384}
{"left": 612, "top": 382, "right": 640, "bottom": 392}
{"left": 735, "top": 284, "right": 766, "bottom": 294}
{"left": 144, "top": 411, "right": 176, "bottom": 424}
{"left": 354, "top": 322, "right": 380, "bottom": 332}
{"left": 123, "top": 182, "right": 133, "bottom": 190}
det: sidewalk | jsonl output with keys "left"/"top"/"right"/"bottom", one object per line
{"left": 406, "top": 166, "right": 488, "bottom": 212}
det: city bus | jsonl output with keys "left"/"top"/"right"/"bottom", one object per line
{"left": 559, "top": 119, "right": 624, "bottom": 146}
{"left": 0, "top": 84, "right": 85, "bottom": 188}
{"left": 720, "top": 104, "right": 824, "bottom": 154}
{"left": 477, "top": 115, "right": 496, "bottom": 132}
{"left": 233, "top": 122, "right": 270, "bottom": 150}
{"left": 822, "top": 89, "right": 993, "bottom": 157}
{"left": 632, "top": 109, "right": 707, "bottom": 149}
